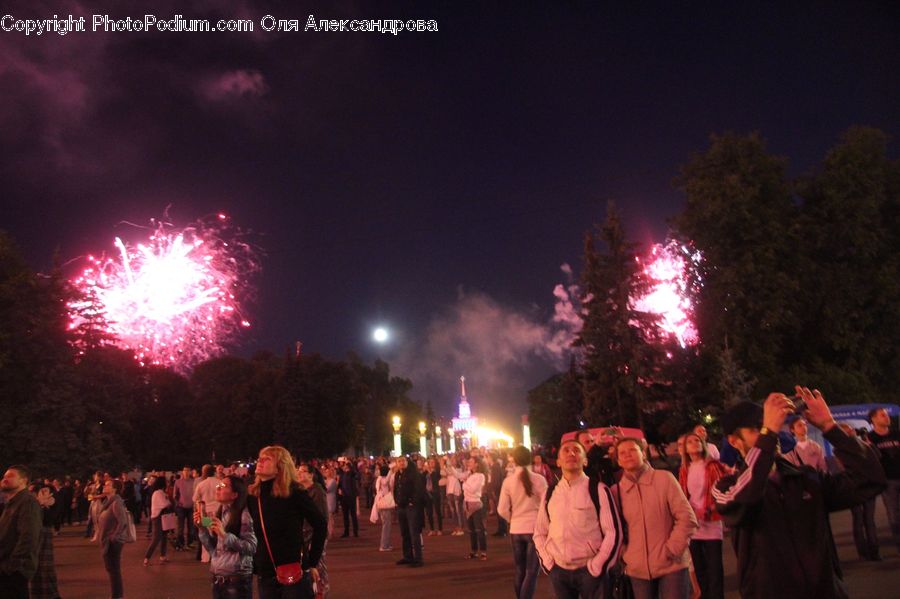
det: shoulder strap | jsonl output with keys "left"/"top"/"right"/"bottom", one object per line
{"left": 588, "top": 477, "right": 601, "bottom": 520}
{"left": 544, "top": 478, "right": 602, "bottom": 522}
{"left": 257, "top": 495, "right": 277, "bottom": 567}
{"left": 543, "top": 480, "right": 558, "bottom": 520}
{"left": 614, "top": 485, "right": 628, "bottom": 545}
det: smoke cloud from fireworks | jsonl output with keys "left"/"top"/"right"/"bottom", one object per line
{"left": 68, "top": 214, "right": 258, "bottom": 371}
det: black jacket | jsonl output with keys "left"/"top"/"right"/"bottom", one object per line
{"left": 248, "top": 479, "right": 328, "bottom": 575}
{"left": 0, "top": 489, "right": 42, "bottom": 579}
{"left": 393, "top": 464, "right": 425, "bottom": 508}
{"left": 714, "top": 427, "right": 886, "bottom": 599}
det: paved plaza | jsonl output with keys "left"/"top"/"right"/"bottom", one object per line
{"left": 53, "top": 508, "right": 900, "bottom": 598}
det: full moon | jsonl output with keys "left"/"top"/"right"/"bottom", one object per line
{"left": 372, "top": 327, "right": 389, "bottom": 343}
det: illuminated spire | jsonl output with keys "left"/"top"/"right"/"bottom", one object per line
{"left": 458, "top": 375, "right": 471, "bottom": 419}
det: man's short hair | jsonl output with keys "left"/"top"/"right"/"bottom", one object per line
{"left": 615, "top": 437, "right": 645, "bottom": 452}
{"left": 559, "top": 438, "right": 586, "bottom": 453}
{"left": 8, "top": 464, "right": 30, "bottom": 482}
{"left": 202, "top": 464, "right": 215, "bottom": 477}
{"left": 868, "top": 407, "right": 886, "bottom": 423}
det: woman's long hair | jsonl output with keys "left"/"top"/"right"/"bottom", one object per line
{"left": 679, "top": 432, "right": 708, "bottom": 467}
{"left": 151, "top": 475, "right": 167, "bottom": 493}
{"left": 511, "top": 446, "right": 534, "bottom": 497}
{"left": 218, "top": 475, "right": 248, "bottom": 536}
{"left": 249, "top": 445, "right": 299, "bottom": 498}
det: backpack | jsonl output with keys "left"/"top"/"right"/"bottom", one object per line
{"left": 544, "top": 475, "right": 601, "bottom": 521}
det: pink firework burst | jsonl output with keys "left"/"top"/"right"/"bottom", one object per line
{"left": 68, "top": 214, "right": 258, "bottom": 371}
{"left": 633, "top": 241, "right": 701, "bottom": 347}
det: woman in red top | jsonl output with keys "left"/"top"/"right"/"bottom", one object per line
{"left": 678, "top": 432, "right": 728, "bottom": 599}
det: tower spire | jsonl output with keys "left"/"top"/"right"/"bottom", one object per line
{"left": 460, "top": 375, "right": 466, "bottom": 398}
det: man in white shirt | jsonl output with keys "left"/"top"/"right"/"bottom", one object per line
{"left": 785, "top": 417, "right": 828, "bottom": 472}
{"left": 534, "top": 440, "right": 622, "bottom": 599}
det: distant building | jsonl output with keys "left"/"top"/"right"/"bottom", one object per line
{"left": 451, "top": 375, "right": 478, "bottom": 446}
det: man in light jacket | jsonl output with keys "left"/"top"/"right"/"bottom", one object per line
{"left": 614, "top": 437, "right": 698, "bottom": 599}
{"left": 534, "top": 439, "right": 623, "bottom": 599}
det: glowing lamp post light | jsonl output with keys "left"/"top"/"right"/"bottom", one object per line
{"left": 435, "top": 426, "right": 443, "bottom": 455}
{"left": 522, "top": 414, "right": 531, "bottom": 449}
{"left": 419, "top": 421, "right": 428, "bottom": 457}
{"left": 391, "top": 415, "right": 402, "bottom": 457}
{"left": 449, "top": 429, "right": 457, "bottom": 453}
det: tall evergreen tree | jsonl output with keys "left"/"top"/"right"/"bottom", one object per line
{"left": 576, "top": 202, "right": 662, "bottom": 429}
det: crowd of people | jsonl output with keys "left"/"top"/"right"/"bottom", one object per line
{"left": 0, "top": 387, "right": 897, "bottom": 599}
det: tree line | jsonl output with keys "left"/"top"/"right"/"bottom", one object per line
{"left": 0, "top": 236, "right": 420, "bottom": 476}
{"left": 529, "top": 127, "right": 899, "bottom": 445}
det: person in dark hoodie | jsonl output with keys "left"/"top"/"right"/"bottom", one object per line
{"left": 713, "top": 386, "right": 886, "bottom": 599}
{"left": 392, "top": 456, "right": 426, "bottom": 567}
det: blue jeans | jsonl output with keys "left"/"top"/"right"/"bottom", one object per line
{"left": 629, "top": 568, "right": 690, "bottom": 599}
{"left": 397, "top": 506, "right": 423, "bottom": 562}
{"left": 212, "top": 575, "right": 253, "bottom": 599}
{"left": 103, "top": 541, "right": 124, "bottom": 598}
{"left": 510, "top": 534, "right": 539, "bottom": 599}
{"left": 175, "top": 505, "right": 196, "bottom": 547}
{"left": 882, "top": 479, "right": 900, "bottom": 549}
{"left": 852, "top": 496, "right": 879, "bottom": 558}
{"left": 144, "top": 516, "right": 168, "bottom": 559}
{"left": 378, "top": 508, "right": 394, "bottom": 550}
{"left": 257, "top": 575, "right": 313, "bottom": 599}
{"left": 548, "top": 565, "right": 604, "bottom": 599}
{"left": 449, "top": 494, "right": 465, "bottom": 529}
{"left": 467, "top": 505, "right": 486, "bottom": 552}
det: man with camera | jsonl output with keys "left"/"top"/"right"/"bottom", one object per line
{"left": 713, "top": 386, "right": 886, "bottom": 599}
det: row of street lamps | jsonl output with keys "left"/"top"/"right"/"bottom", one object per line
{"left": 390, "top": 415, "right": 524, "bottom": 457}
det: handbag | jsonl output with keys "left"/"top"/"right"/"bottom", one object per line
{"left": 374, "top": 480, "right": 396, "bottom": 510}
{"left": 464, "top": 499, "right": 483, "bottom": 519}
{"left": 369, "top": 502, "right": 379, "bottom": 524}
{"left": 122, "top": 510, "right": 137, "bottom": 543}
{"left": 257, "top": 495, "right": 304, "bottom": 586}
{"left": 160, "top": 511, "right": 177, "bottom": 531}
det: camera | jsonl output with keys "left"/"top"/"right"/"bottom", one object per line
{"left": 789, "top": 395, "right": 808, "bottom": 413}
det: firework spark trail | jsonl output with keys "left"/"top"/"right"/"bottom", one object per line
{"left": 68, "top": 215, "right": 258, "bottom": 371}
{"left": 633, "top": 241, "right": 700, "bottom": 347}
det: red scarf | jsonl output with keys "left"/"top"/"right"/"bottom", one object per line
{"left": 678, "top": 458, "right": 727, "bottom": 522}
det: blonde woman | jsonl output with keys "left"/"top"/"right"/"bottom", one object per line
{"left": 247, "top": 446, "right": 328, "bottom": 599}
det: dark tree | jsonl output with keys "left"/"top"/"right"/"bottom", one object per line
{"left": 576, "top": 203, "right": 662, "bottom": 429}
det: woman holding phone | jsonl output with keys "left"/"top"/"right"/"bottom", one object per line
{"left": 195, "top": 475, "right": 257, "bottom": 599}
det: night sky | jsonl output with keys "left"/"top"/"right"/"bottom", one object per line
{"left": 2, "top": 1, "right": 897, "bottom": 430}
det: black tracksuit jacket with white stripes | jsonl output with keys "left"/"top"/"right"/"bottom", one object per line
{"left": 713, "top": 427, "right": 885, "bottom": 599}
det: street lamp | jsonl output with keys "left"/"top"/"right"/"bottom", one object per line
{"left": 449, "top": 429, "right": 457, "bottom": 453}
{"left": 522, "top": 414, "right": 531, "bottom": 449}
{"left": 435, "top": 425, "right": 443, "bottom": 455}
{"left": 392, "top": 415, "right": 402, "bottom": 457}
{"left": 418, "top": 421, "right": 427, "bottom": 457}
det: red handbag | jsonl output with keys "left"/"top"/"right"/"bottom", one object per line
{"left": 257, "top": 495, "right": 303, "bottom": 585}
